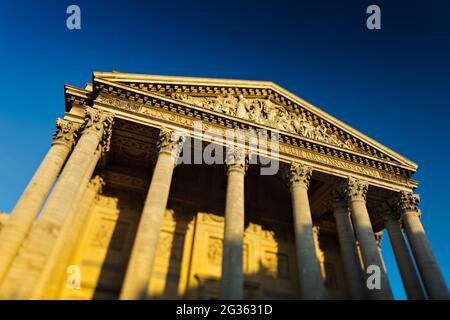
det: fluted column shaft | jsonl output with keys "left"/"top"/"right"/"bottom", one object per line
{"left": 0, "top": 108, "right": 113, "bottom": 299}
{"left": 346, "top": 178, "right": 392, "bottom": 300}
{"left": 220, "top": 149, "right": 247, "bottom": 300}
{"left": 120, "top": 129, "right": 184, "bottom": 300}
{"left": 384, "top": 213, "right": 425, "bottom": 300}
{"left": 288, "top": 163, "right": 325, "bottom": 300}
{"left": 0, "top": 119, "right": 77, "bottom": 283}
{"left": 399, "top": 192, "right": 449, "bottom": 300}
{"left": 332, "top": 191, "right": 366, "bottom": 299}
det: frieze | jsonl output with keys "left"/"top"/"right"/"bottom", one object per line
{"left": 96, "top": 94, "right": 143, "bottom": 113}
{"left": 280, "top": 144, "right": 377, "bottom": 178}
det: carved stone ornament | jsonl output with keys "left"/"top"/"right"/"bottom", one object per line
{"left": 225, "top": 146, "right": 248, "bottom": 172}
{"left": 287, "top": 162, "right": 312, "bottom": 188}
{"left": 83, "top": 107, "right": 115, "bottom": 154}
{"left": 330, "top": 185, "right": 348, "bottom": 210}
{"left": 374, "top": 231, "right": 383, "bottom": 249}
{"left": 52, "top": 118, "right": 78, "bottom": 148}
{"left": 157, "top": 127, "right": 186, "bottom": 163}
{"left": 171, "top": 93, "right": 357, "bottom": 151}
{"left": 88, "top": 175, "right": 105, "bottom": 194}
{"left": 398, "top": 191, "right": 421, "bottom": 216}
{"left": 346, "top": 177, "right": 368, "bottom": 201}
{"left": 383, "top": 196, "right": 402, "bottom": 222}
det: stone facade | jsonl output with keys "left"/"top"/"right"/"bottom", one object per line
{"left": 0, "top": 72, "right": 448, "bottom": 300}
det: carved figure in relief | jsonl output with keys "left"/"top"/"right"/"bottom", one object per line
{"left": 345, "top": 138, "right": 356, "bottom": 150}
{"left": 222, "top": 94, "right": 237, "bottom": 115}
{"left": 300, "top": 121, "right": 314, "bottom": 139}
{"left": 236, "top": 95, "right": 250, "bottom": 119}
{"left": 315, "top": 124, "right": 329, "bottom": 143}
{"left": 277, "top": 111, "right": 294, "bottom": 132}
{"left": 212, "top": 95, "right": 225, "bottom": 112}
{"left": 169, "top": 92, "right": 358, "bottom": 151}
{"left": 328, "top": 133, "right": 342, "bottom": 146}
{"left": 249, "top": 100, "right": 263, "bottom": 122}
{"left": 291, "top": 112, "right": 303, "bottom": 133}
{"left": 263, "top": 100, "right": 278, "bottom": 125}
{"left": 207, "top": 238, "right": 222, "bottom": 265}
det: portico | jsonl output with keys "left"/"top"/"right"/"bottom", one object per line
{"left": 0, "top": 72, "right": 448, "bottom": 300}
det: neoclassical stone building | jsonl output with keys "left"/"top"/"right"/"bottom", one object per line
{"left": 0, "top": 72, "right": 448, "bottom": 300}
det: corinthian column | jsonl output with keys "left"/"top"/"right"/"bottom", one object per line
{"left": 220, "top": 147, "right": 247, "bottom": 300}
{"left": 287, "top": 163, "right": 325, "bottom": 300}
{"left": 383, "top": 203, "right": 425, "bottom": 300}
{"left": 331, "top": 187, "right": 366, "bottom": 299}
{"left": 0, "top": 119, "right": 77, "bottom": 284}
{"left": 0, "top": 108, "right": 113, "bottom": 299}
{"left": 399, "top": 192, "right": 449, "bottom": 300}
{"left": 345, "top": 178, "right": 392, "bottom": 300}
{"left": 120, "top": 128, "right": 185, "bottom": 300}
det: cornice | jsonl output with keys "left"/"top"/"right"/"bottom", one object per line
{"left": 64, "top": 84, "right": 92, "bottom": 111}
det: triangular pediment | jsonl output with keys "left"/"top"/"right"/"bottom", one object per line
{"left": 91, "top": 71, "right": 417, "bottom": 172}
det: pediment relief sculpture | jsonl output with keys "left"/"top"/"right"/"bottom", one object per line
{"left": 171, "top": 93, "right": 357, "bottom": 151}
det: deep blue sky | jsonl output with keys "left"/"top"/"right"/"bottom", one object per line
{"left": 0, "top": 0, "right": 448, "bottom": 299}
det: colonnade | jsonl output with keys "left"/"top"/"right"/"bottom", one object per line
{"left": 0, "top": 110, "right": 448, "bottom": 300}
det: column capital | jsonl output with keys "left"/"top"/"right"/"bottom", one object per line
{"left": 286, "top": 162, "right": 312, "bottom": 189}
{"left": 313, "top": 225, "right": 320, "bottom": 238}
{"left": 82, "top": 107, "right": 114, "bottom": 154}
{"left": 52, "top": 118, "right": 78, "bottom": 148}
{"left": 330, "top": 185, "right": 348, "bottom": 211}
{"left": 157, "top": 127, "right": 185, "bottom": 164}
{"left": 87, "top": 175, "right": 105, "bottom": 194}
{"left": 398, "top": 191, "right": 421, "bottom": 217}
{"left": 225, "top": 146, "right": 248, "bottom": 174}
{"left": 374, "top": 231, "right": 383, "bottom": 249}
{"left": 383, "top": 196, "right": 402, "bottom": 223}
{"left": 345, "top": 177, "right": 368, "bottom": 202}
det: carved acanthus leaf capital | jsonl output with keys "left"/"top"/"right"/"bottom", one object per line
{"left": 52, "top": 118, "right": 78, "bottom": 148}
{"left": 225, "top": 146, "right": 248, "bottom": 173}
{"left": 374, "top": 231, "right": 383, "bottom": 249}
{"left": 330, "top": 185, "right": 348, "bottom": 210}
{"left": 398, "top": 191, "right": 421, "bottom": 217}
{"left": 287, "top": 162, "right": 312, "bottom": 188}
{"left": 345, "top": 177, "right": 368, "bottom": 201}
{"left": 82, "top": 107, "right": 114, "bottom": 154}
{"left": 88, "top": 175, "right": 105, "bottom": 194}
{"left": 383, "top": 196, "right": 402, "bottom": 222}
{"left": 157, "top": 127, "right": 186, "bottom": 163}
